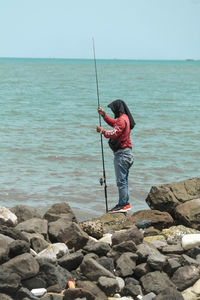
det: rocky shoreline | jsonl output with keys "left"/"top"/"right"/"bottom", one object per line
{"left": 0, "top": 177, "right": 200, "bottom": 300}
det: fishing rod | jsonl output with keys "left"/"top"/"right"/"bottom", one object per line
{"left": 92, "top": 38, "right": 108, "bottom": 213}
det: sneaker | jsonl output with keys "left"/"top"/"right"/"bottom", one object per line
{"left": 108, "top": 204, "right": 131, "bottom": 213}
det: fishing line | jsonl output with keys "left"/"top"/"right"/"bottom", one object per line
{"left": 92, "top": 38, "right": 108, "bottom": 213}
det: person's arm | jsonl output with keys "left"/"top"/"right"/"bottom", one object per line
{"left": 102, "top": 118, "right": 125, "bottom": 139}
{"left": 103, "top": 114, "right": 115, "bottom": 127}
{"left": 97, "top": 106, "right": 115, "bottom": 127}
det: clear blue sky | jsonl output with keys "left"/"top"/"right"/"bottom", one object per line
{"left": 0, "top": 0, "right": 200, "bottom": 59}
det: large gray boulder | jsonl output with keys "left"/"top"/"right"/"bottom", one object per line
{"left": 111, "top": 226, "right": 143, "bottom": 246}
{"left": 15, "top": 218, "right": 48, "bottom": 239}
{"left": 48, "top": 219, "right": 89, "bottom": 250}
{"left": 2, "top": 253, "right": 39, "bottom": 279}
{"left": 154, "top": 287, "right": 184, "bottom": 300}
{"left": 33, "top": 259, "right": 72, "bottom": 289}
{"left": 115, "top": 252, "right": 138, "bottom": 277}
{"left": 0, "top": 225, "right": 29, "bottom": 242}
{"left": 43, "top": 202, "right": 77, "bottom": 223}
{"left": 58, "top": 251, "right": 84, "bottom": 271}
{"left": 83, "top": 241, "right": 111, "bottom": 256}
{"left": 80, "top": 257, "right": 115, "bottom": 281}
{"left": 146, "top": 178, "right": 200, "bottom": 215}
{"left": 10, "top": 205, "right": 41, "bottom": 223}
{"left": 171, "top": 265, "right": 200, "bottom": 291}
{"left": 0, "top": 267, "right": 21, "bottom": 294}
{"left": 97, "top": 276, "right": 119, "bottom": 296}
{"left": 175, "top": 198, "right": 200, "bottom": 230}
{"left": 8, "top": 240, "right": 30, "bottom": 258}
{"left": 141, "top": 271, "right": 176, "bottom": 295}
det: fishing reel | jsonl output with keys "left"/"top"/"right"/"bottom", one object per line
{"left": 99, "top": 178, "right": 103, "bottom": 186}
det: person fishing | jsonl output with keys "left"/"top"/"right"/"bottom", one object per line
{"left": 96, "top": 99, "right": 135, "bottom": 213}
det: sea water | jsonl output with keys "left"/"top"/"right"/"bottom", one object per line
{"left": 0, "top": 58, "right": 199, "bottom": 220}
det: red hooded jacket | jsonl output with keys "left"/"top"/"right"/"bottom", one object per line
{"left": 102, "top": 113, "right": 132, "bottom": 149}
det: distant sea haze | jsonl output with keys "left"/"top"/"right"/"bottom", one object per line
{"left": 0, "top": 58, "right": 199, "bottom": 220}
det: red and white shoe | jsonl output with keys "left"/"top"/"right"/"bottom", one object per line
{"left": 108, "top": 204, "right": 131, "bottom": 213}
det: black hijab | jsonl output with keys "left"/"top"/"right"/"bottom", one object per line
{"left": 108, "top": 99, "right": 136, "bottom": 130}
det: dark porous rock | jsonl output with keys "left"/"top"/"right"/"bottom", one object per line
{"left": 136, "top": 241, "right": 163, "bottom": 263}
{"left": 16, "top": 218, "right": 48, "bottom": 239}
{"left": 141, "top": 271, "right": 176, "bottom": 295}
{"left": 125, "top": 277, "right": 140, "bottom": 285}
{"left": 9, "top": 240, "right": 30, "bottom": 258}
{"left": 63, "top": 288, "right": 95, "bottom": 300}
{"left": 145, "top": 177, "right": 200, "bottom": 216}
{"left": 171, "top": 265, "right": 200, "bottom": 291}
{"left": 115, "top": 252, "right": 138, "bottom": 277}
{"left": 112, "top": 240, "right": 137, "bottom": 253}
{"left": 80, "top": 257, "right": 115, "bottom": 281}
{"left": 124, "top": 209, "right": 174, "bottom": 230}
{"left": 83, "top": 241, "right": 111, "bottom": 256}
{"left": 0, "top": 267, "right": 21, "bottom": 294}
{"left": 77, "top": 280, "right": 107, "bottom": 300}
{"left": 122, "top": 282, "right": 143, "bottom": 298}
{"left": 10, "top": 205, "right": 41, "bottom": 223}
{"left": 79, "top": 219, "right": 104, "bottom": 239}
{"left": 44, "top": 202, "right": 77, "bottom": 223}
{"left": 58, "top": 251, "right": 84, "bottom": 271}
{"left": 96, "top": 256, "right": 115, "bottom": 273}
{"left": 112, "top": 226, "right": 143, "bottom": 246}
{"left": 15, "top": 287, "right": 39, "bottom": 300}
{"left": 22, "top": 275, "right": 46, "bottom": 289}
{"left": 186, "top": 246, "right": 200, "bottom": 259}
{"left": 147, "top": 250, "right": 167, "bottom": 271}
{"left": 175, "top": 198, "right": 200, "bottom": 229}
{"left": 95, "top": 212, "right": 127, "bottom": 232}
{"left": 0, "top": 238, "right": 9, "bottom": 263}
{"left": 0, "top": 294, "right": 14, "bottom": 300}
{"left": 164, "top": 257, "right": 181, "bottom": 276}
{"left": 0, "top": 225, "right": 29, "bottom": 242}
{"left": 154, "top": 287, "right": 184, "bottom": 300}
{"left": 30, "top": 236, "right": 49, "bottom": 253}
{"left": 97, "top": 276, "right": 119, "bottom": 296}
{"left": 161, "top": 243, "right": 184, "bottom": 255}
{"left": 2, "top": 253, "right": 39, "bottom": 280}
{"left": 48, "top": 220, "right": 89, "bottom": 250}
{"left": 134, "top": 263, "right": 151, "bottom": 279}
{"left": 36, "top": 260, "right": 72, "bottom": 289}
{"left": 180, "top": 253, "right": 200, "bottom": 267}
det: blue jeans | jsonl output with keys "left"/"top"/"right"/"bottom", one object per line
{"left": 114, "top": 148, "right": 134, "bottom": 207}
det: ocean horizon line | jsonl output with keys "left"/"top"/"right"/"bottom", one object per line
{"left": 0, "top": 56, "right": 199, "bottom": 62}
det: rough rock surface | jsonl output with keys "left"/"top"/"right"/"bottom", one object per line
{"left": 2, "top": 253, "right": 39, "bottom": 279}
{"left": 124, "top": 209, "right": 174, "bottom": 230}
{"left": 43, "top": 202, "right": 77, "bottom": 223}
{"left": 48, "top": 220, "right": 89, "bottom": 250}
{"left": 79, "top": 219, "right": 104, "bottom": 239}
{"left": 15, "top": 218, "right": 48, "bottom": 239}
{"left": 146, "top": 177, "right": 200, "bottom": 216}
{"left": 175, "top": 198, "right": 200, "bottom": 229}
{"left": 10, "top": 205, "right": 41, "bottom": 223}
